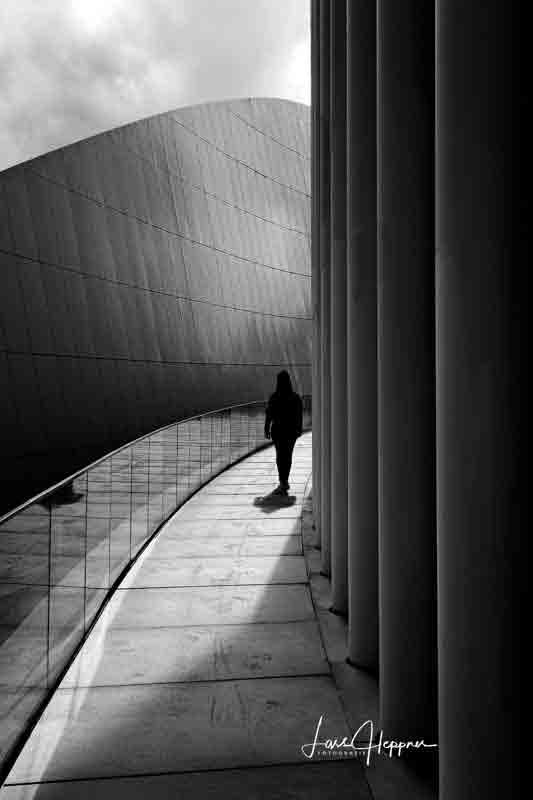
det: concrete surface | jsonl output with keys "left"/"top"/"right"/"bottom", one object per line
{"left": 1, "top": 435, "right": 372, "bottom": 798}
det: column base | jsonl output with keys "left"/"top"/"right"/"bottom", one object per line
{"left": 329, "top": 605, "right": 348, "bottom": 619}
{"left": 345, "top": 657, "right": 379, "bottom": 678}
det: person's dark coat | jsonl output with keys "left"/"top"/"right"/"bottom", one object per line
{"left": 264, "top": 372, "right": 303, "bottom": 441}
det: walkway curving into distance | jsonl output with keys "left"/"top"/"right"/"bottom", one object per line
{"left": 1, "top": 433, "right": 373, "bottom": 799}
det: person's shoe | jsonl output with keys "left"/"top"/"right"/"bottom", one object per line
{"left": 272, "top": 484, "right": 288, "bottom": 496}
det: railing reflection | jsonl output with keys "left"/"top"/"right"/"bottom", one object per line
{"left": 0, "top": 396, "right": 311, "bottom": 780}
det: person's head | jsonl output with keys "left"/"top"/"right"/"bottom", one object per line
{"left": 275, "top": 370, "right": 293, "bottom": 394}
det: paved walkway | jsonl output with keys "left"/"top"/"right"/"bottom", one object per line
{"left": 1, "top": 434, "right": 375, "bottom": 799}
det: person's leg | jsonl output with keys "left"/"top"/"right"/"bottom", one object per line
{"left": 278, "top": 440, "right": 290, "bottom": 486}
{"left": 284, "top": 437, "right": 297, "bottom": 487}
{"left": 276, "top": 439, "right": 295, "bottom": 489}
{"left": 273, "top": 438, "right": 289, "bottom": 491}
{"left": 274, "top": 440, "right": 284, "bottom": 485}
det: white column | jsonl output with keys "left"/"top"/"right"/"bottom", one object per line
{"left": 346, "top": 0, "right": 379, "bottom": 670}
{"left": 310, "top": 0, "right": 321, "bottom": 542}
{"left": 318, "top": 0, "right": 331, "bottom": 576}
{"left": 329, "top": 0, "right": 348, "bottom": 614}
{"left": 377, "top": 0, "right": 438, "bottom": 740}
{"left": 436, "top": 1, "right": 517, "bottom": 796}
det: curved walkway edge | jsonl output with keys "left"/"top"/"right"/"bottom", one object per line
{"left": 1, "top": 434, "right": 376, "bottom": 799}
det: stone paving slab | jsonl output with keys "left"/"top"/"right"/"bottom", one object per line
{"left": 160, "top": 518, "right": 302, "bottom": 537}
{"left": 120, "top": 555, "right": 308, "bottom": 588}
{"left": 174, "top": 505, "right": 303, "bottom": 520}
{"left": 105, "top": 585, "right": 315, "bottom": 627}
{"left": 134, "top": 534, "right": 302, "bottom": 558}
{"left": 183, "top": 493, "right": 304, "bottom": 506}
{"left": 7, "top": 677, "right": 350, "bottom": 783}
{"left": 60, "top": 620, "right": 329, "bottom": 688}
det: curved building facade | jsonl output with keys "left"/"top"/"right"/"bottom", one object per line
{"left": 0, "top": 98, "right": 311, "bottom": 514}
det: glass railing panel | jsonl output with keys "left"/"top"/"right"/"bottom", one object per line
{"left": 48, "top": 584, "right": 85, "bottom": 685}
{"left": 200, "top": 414, "right": 213, "bottom": 484}
{"left": 0, "top": 501, "right": 50, "bottom": 767}
{"left": 175, "top": 422, "right": 190, "bottom": 507}
{"left": 220, "top": 408, "right": 232, "bottom": 469}
{"left": 210, "top": 410, "right": 230, "bottom": 472}
{"left": 179, "top": 417, "right": 202, "bottom": 497}
{"left": 0, "top": 503, "right": 50, "bottom": 590}
{"left": 84, "top": 454, "right": 115, "bottom": 631}
{"left": 159, "top": 428, "right": 178, "bottom": 519}
{"left": 109, "top": 452, "right": 133, "bottom": 585}
{"left": 190, "top": 417, "right": 204, "bottom": 493}
{"left": 230, "top": 406, "right": 247, "bottom": 461}
{"left": 0, "top": 579, "right": 49, "bottom": 692}
{"left": 130, "top": 441, "right": 150, "bottom": 555}
{"left": 242, "top": 405, "right": 250, "bottom": 456}
{"left": 50, "top": 478, "right": 87, "bottom": 592}
{"left": 46, "top": 475, "right": 87, "bottom": 685}
{"left": 86, "top": 460, "right": 110, "bottom": 595}
{"left": 147, "top": 433, "right": 166, "bottom": 532}
{"left": 86, "top": 515, "right": 110, "bottom": 588}
{"left": 0, "top": 503, "right": 50, "bottom": 711}
{"left": 249, "top": 402, "right": 266, "bottom": 448}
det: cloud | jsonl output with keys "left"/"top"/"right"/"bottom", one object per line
{"left": 0, "top": 0, "right": 310, "bottom": 171}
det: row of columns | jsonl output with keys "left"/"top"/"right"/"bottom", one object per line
{"left": 312, "top": 1, "right": 517, "bottom": 798}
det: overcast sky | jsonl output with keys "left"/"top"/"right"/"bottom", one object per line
{"left": 0, "top": 0, "right": 310, "bottom": 172}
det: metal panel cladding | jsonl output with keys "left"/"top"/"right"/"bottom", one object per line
{"left": 0, "top": 98, "right": 311, "bottom": 514}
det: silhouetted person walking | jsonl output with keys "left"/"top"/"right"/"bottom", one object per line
{"left": 264, "top": 371, "right": 303, "bottom": 495}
